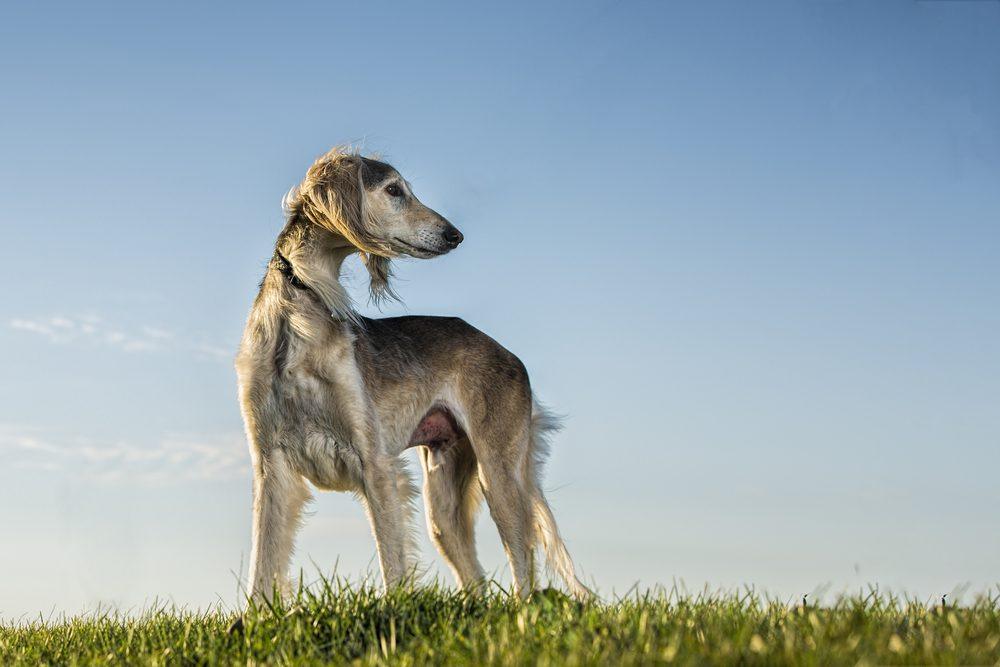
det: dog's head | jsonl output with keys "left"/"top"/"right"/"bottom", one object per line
{"left": 284, "top": 147, "right": 462, "bottom": 301}
{"left": 291, "top": 148, "right": 463, "bottom": 258}
{"left": 356, "top": 156, "right": 463, "bottom": 259}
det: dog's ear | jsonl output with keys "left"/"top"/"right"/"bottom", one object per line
{"left": 300, "top": 153, "right": 371, "bottom": 250}
{"left": 298, "top": 149, "right": 398, "bottom": 305}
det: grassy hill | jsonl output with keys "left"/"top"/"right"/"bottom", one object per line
{"left": 3, "top": 582, "right": 999, "bottom": 665}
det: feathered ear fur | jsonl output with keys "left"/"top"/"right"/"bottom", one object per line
{"left": 361, "top": 254, "right": 399, "bottom": 305}
{"left": 285, "top": 147, "right": 398, "bottom": 304}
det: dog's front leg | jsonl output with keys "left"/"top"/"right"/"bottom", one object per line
{"left": 247, "top": 447, "right": 311, "bottom": 601}
{"left": 361, "top": 452, "right": 411, "bottom": 589}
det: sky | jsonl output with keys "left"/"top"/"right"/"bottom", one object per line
{"left": 1, "top": 1, "right": 998, "bottom": 619}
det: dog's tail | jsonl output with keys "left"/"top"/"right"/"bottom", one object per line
{"left": 527, "top": 399, "right": 592, "bottom": 599}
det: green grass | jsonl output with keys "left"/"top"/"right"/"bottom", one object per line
{"left": 3, "top": 582, "right": 999, "bottom": 665}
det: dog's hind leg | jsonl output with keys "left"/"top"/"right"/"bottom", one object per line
{"left": 247, "top": 447, "right": 312, "bottom": 601}
{"left": 473, "top": 431, "right": 537, "bottom": 598}
{"left": 419, "top": 437, "right": 485, "bottom": 588}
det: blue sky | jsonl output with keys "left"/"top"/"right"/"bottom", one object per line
{"left": 1, "top": 1, "right": 998, "bottom": 618}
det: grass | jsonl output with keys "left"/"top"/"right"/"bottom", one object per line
{"left": 2, "top": 581, "right": 999, "bottom": 665}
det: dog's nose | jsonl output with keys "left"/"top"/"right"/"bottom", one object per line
{"left": 442, "top": 226, "right": 464, "bottom": 248}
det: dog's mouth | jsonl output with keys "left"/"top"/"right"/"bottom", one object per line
{"left": 391, "top": 237, "right": 447, "bottom": 258}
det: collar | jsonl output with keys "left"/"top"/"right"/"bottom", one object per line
{"left": 270, "top": 248, "right": 356, "bottom": 322}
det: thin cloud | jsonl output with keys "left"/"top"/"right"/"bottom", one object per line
{"left": 8, "top": 314, "right": 233, "bottom": 361}
{"left": 0, "top": 424, "right": 248, "bottom": 484}
{"left": 194, "top": 342, "right": 234, "bottom": 362}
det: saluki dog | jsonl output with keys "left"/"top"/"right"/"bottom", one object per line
{"left": 236, "top": 147, "right": 587, "bottom": 601}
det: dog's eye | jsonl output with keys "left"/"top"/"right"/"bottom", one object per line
{"left": 384, "top": 183, "right": 403, "bottom": 197}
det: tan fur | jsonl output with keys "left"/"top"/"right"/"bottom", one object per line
{"left": 236, "top": 147, "right": 588, "bottom": 603}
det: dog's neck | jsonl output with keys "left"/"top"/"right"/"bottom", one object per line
{"left": 274, "top": 218, "right": 359, "bottom": 321}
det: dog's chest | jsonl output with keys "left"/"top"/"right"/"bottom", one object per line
{"left": 277, "top": 329, "right": 372, "bottom": 490}
{"left": 281, "top": 327, "right": 368, "bottom": 419}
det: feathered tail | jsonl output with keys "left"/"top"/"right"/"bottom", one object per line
{"left": 526, "top": 399, "right": 592, "bottom": 599}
